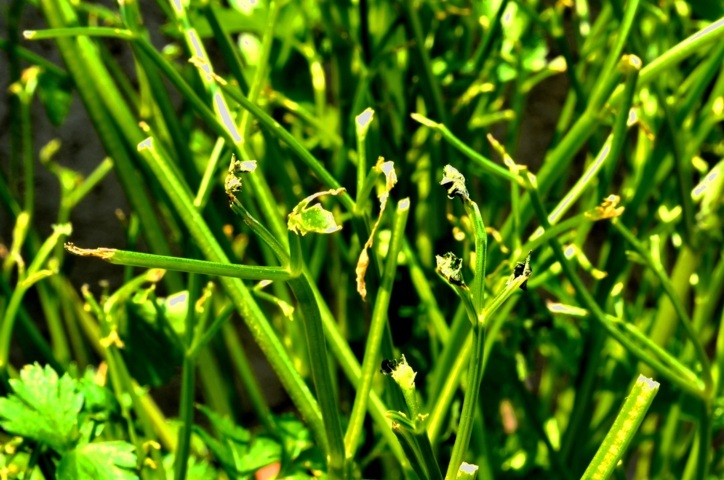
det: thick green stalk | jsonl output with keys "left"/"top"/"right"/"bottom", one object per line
{"left": 288, "top": 268, "right": 346, "bottom": 477}
{"left": 581, "top": 374, "right": 659, "bottom": 480}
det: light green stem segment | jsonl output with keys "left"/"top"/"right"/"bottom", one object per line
{"left": 611, "top": 220, "right": 713, "bottom": 395}
{"left": 581, "top": 374, "right": 660, "bottom": 480}
{"left": 64, "top": 245, "right": 292, "bottom": 281}
{"left": 445, "top": 196, "right": 488, "bottom": 480}
{"left": 345, "top": 198, "right": 410, "bottom": 458}
{"left": 0, "top": 223, "right": 71, "bottom": 372}
{"left": 288, "top": 267, "right": 347, "bottom": 478}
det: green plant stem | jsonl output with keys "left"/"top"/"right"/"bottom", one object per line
{"left": 611, "top": 220, "right": 713, "bottom": 395}
{"left": 581, "top": 374, "right": 659, "bottom": 480}
{"left": 445, "top": 197, "right": 488, "bottom": 480}
{"left": 411, "top": 114, "right": 520, "bottom": 185}
{"left": 229, "top": 190, "right": 410, "bottom": 469}
{"left": 345, "top": 199, "right": 410, "bottom": 458}
{"left": 551, "top": 306, "right": 704, "bottom": 396}
{"left": 23, "top": 26, "right": 136, "bottom": 40}
{"left": 288, "top": 234, "right": 348, "bottom": 476}
{"left": 219, "top": 321, "right": 276, "bottom": 433}
{"left": 402, "top": 239, "right": 450, "bottom": 342}
{"left": 401, "top": 0, "right": 449, "bottom": 126}
{"left": 445, "top": 324, "right": 484, "bottom": 480}
{"left": 229, "top": 198, "right": 289, "bottom": 265}
{"left": 0, "top": 37, "right": 68, "bottom": 79}
{"left": 174, "top": 273, "right": 199, "bottom": 480}
{"left": 64, "top": 246, "right": 292, "bottom": 281}
{"left": 587, "top": 0, "right": 640, "bottom": 109}
{"left": 0, "top": 224, "right": 70, "bottom": 373}
{"left": 33, "top": 0, "right": 183, "bottom": 292}
{"left": 213, "top": 79, "right": 356, "bottom": 212}
{"left": 609, "top": 17, "right": 724, "bottom": 105}
{"left": 238, "top": 0, "right": 280, "bottom": 144}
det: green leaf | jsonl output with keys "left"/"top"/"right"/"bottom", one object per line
{"left": 287, "top": 188, "right": 346, "bottom": 236}
{"left": 57, "top": 441, "right": 138, "bottom": 480}
{"left": 0, "top": 364, "right": 82, "bottom": 452}
{"left": 162, "top": 454, "right": 219, "bottom": 480}
{"left": 196, "top": 404, "right": 251, "bottom": 444}
{"left": 119, "top": 289, "right": 183, "bottom": 387}
{"left": 195, "top": 406, "right": 283, "bottom": 477}
{"left": 37, "top": 72, "right": 73, "bottom": 126}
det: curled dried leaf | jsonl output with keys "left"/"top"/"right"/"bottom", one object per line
{"left": 225, "top": 157, "right": 258, "bottom": 200}
{"left": 440, "top": 164, "right": 469, "bottom": 200}
{"left": 356, "top": 159, "right": 399, "bottom": 300}
{"left": 435, "top": 252, "right": 466, "bottom": 287}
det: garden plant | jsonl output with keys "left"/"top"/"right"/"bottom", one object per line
{"left": 1, "top": 0, "right": 723, "bottom": 478}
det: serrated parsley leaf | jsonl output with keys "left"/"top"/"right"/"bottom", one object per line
{"left": 0, "top": 364, "right": 83, "bottom": 452}
{"left": 57, "top": 441, "right": 138, "bottom": 480}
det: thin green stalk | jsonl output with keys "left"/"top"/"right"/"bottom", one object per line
{"left": 229, "top": 197, "right": 289, "bottom": 265}
{"left": 64, "top": 245, "right": 292, "bottom": 281}
{"left": 345, "top": 198, "right": 410, "bottom": 458}
{"left": 401, "top": 0, "right": 449, "bottom": 125}
{"left": 288, "top": 236, "right": 348, "bottom": 476}
{"left": 445, "top": 193, "right": 488, "bottom": 479}
{"left": 212, "top": 79, "right": 356, "bottom": 212}
{"left": 174, "top": 274, "right": 199, "bottom": 480}
{"left": 0, "top": 224, "right": 71, "bottom": 373}
{"left": 713, "top": 264, "right": 724, "bottom": 396}
{"left": 23, "top": 26, "right": 136, "bottom": 40}
{"left": 34, "top": 0, "right": 183, "bottom": 291}
{"left": 551, "top": 305, "right": 704, "bottom": 396}
{"left": 65, "top": 158, "right": 114, "bottom": 209}
{"left": 611, "top": 220, "right": 713, "bottom": 394}
{"left": 15, "top": 77, "right": 37, "bottom": 219}
{"left": 230, "top": 190, "right": 409, "bottom": 468}
{"left": 587, "top": 0, "right": 641, "bottom": 109}
{"left": 220, "top": 322, "right": 275, "bottom": 433}
{"left": 581, "top": 374, "right": 659, "bottom": 480}
{"left": 0, "top": 37, "right": 69, "bottom": 79}
{"left": 237, "top": 0, "right": 280, "bottom": 144}
{"left": 411, "top": 114, "right": 520, "bottom": 185}
{"left": 402, "top": 239, "right": 450, "bottom": 342}
{"left": 609, "top": 16, "right": 724, "bottom": 105}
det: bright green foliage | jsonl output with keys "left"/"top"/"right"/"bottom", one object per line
{"left": 2, "top": 0, "right": 724, "bottom": 477}
{"left": 0, "top": 363, "right": 82, "bottom": 452}
{"left": 194, "top": 407, "right": 323, "bottom": 478}
{"left": 56, "top": 442, "right": 137, "bottom": 480}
